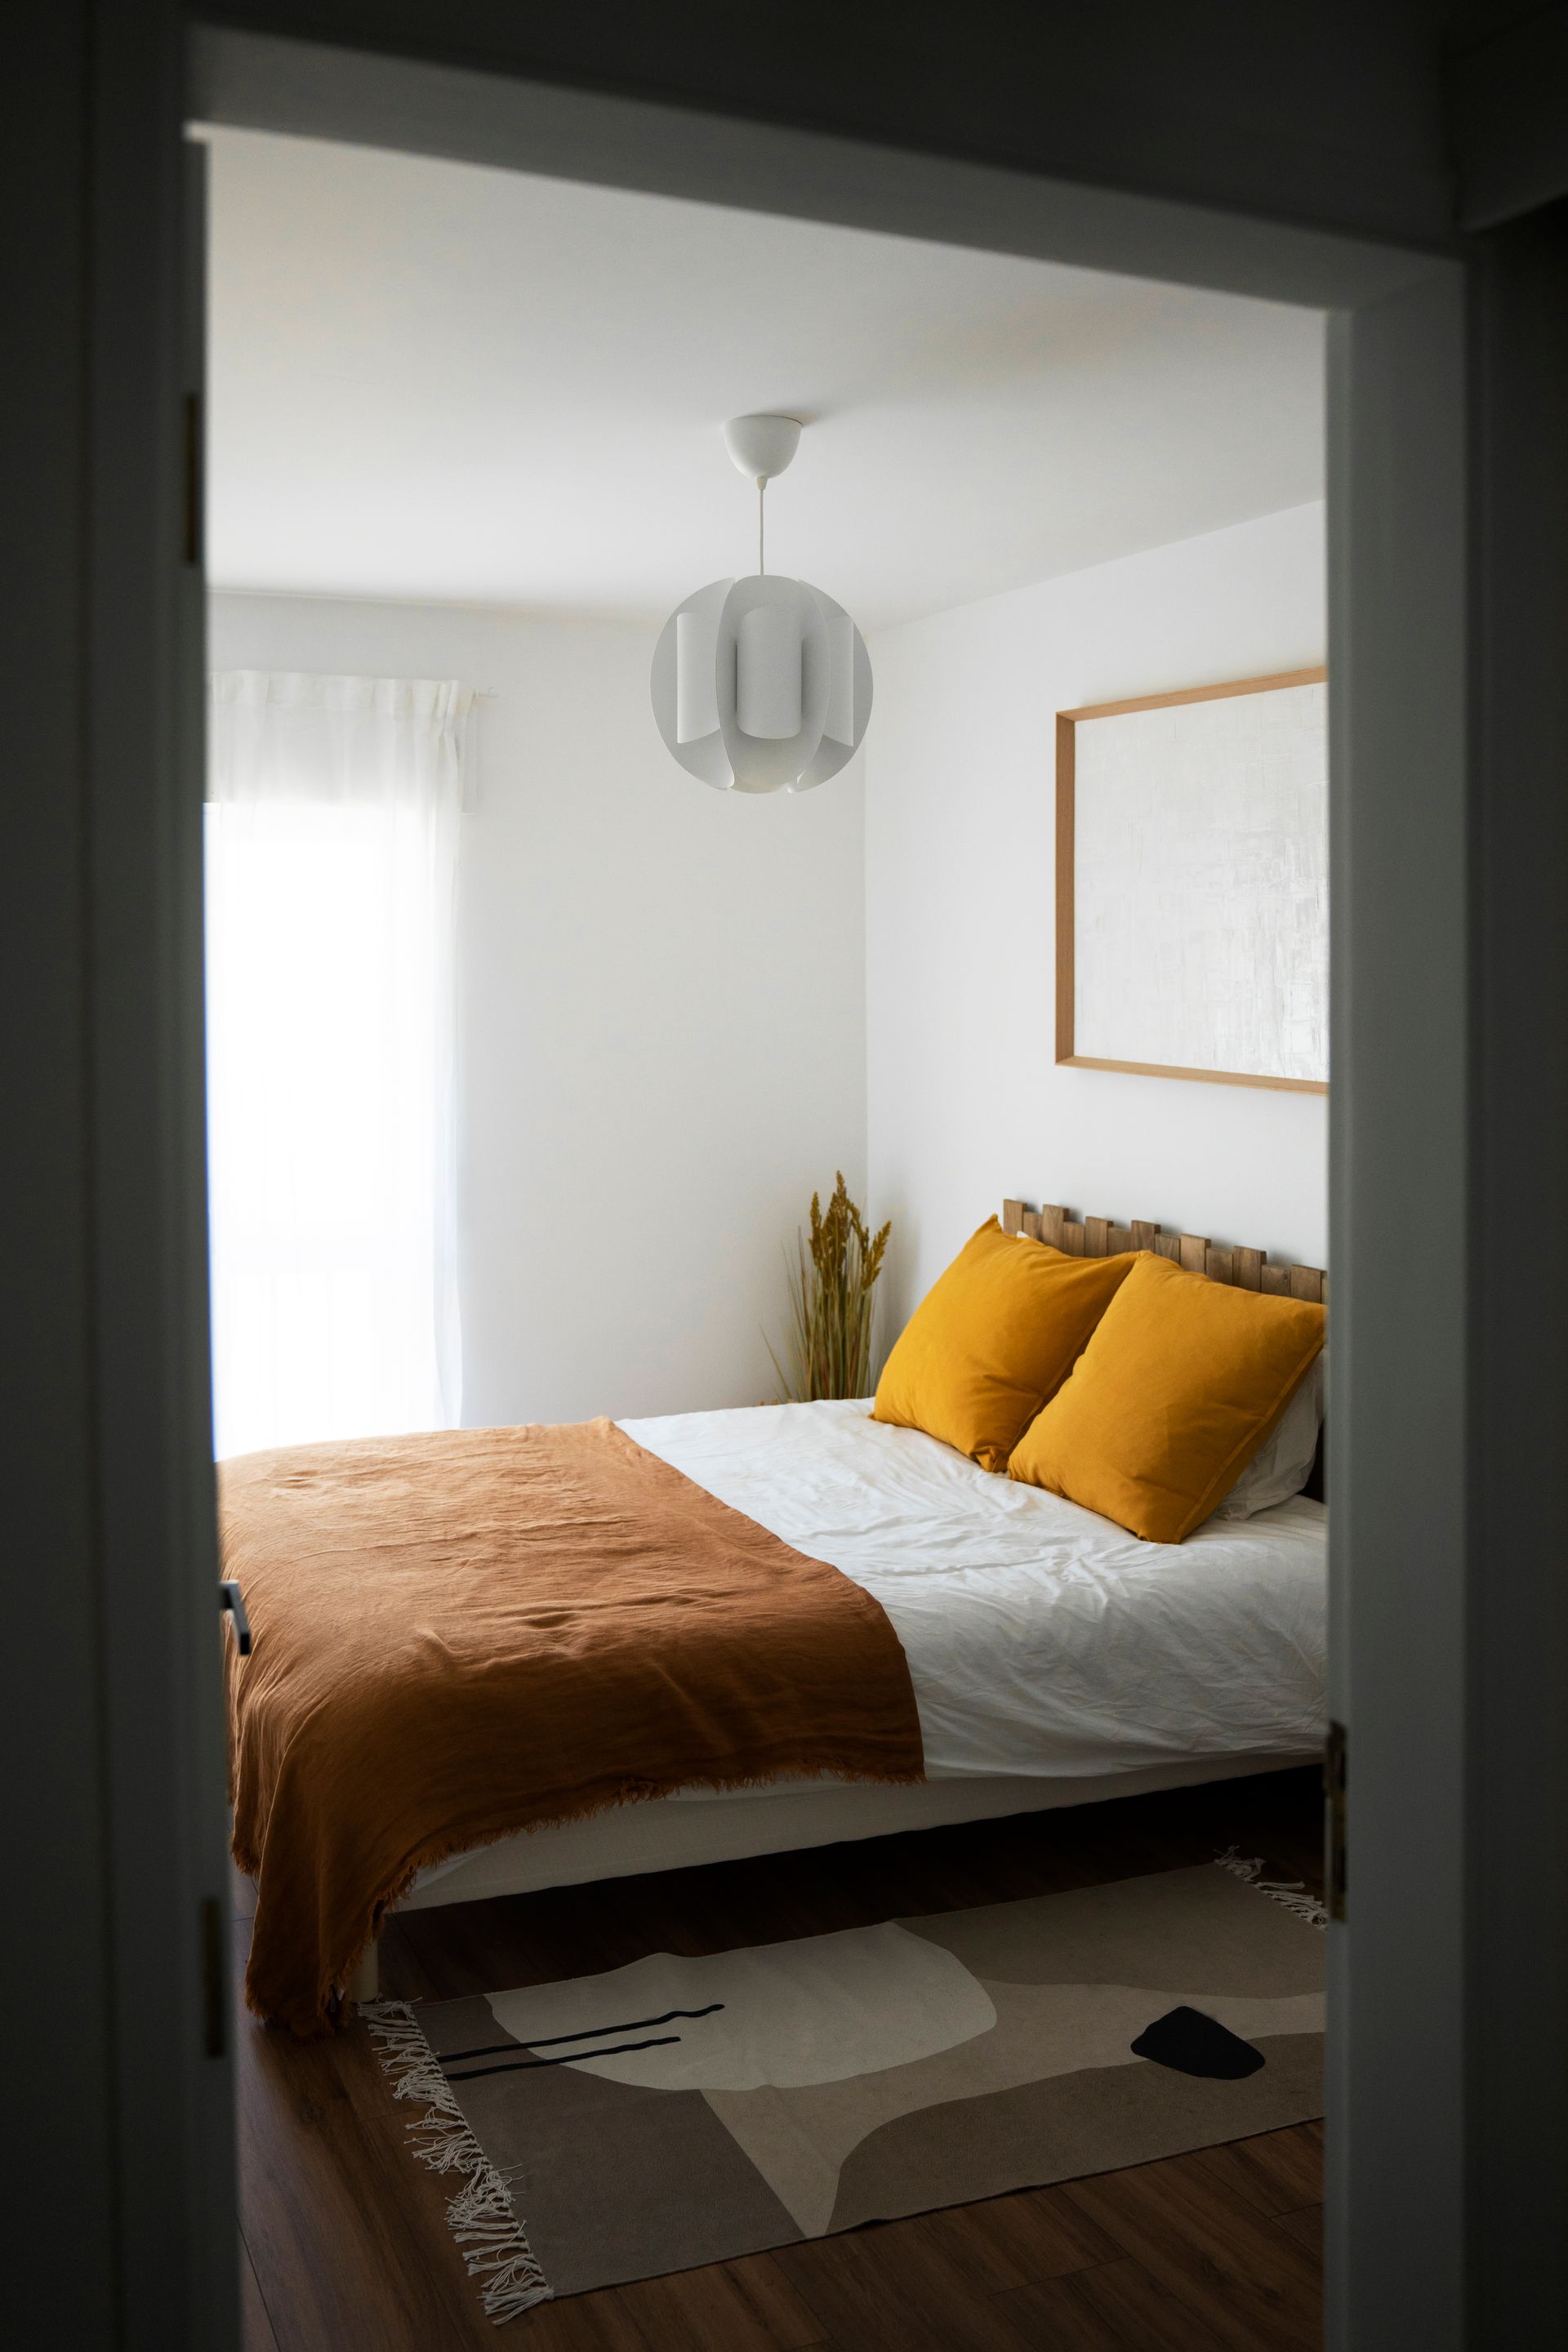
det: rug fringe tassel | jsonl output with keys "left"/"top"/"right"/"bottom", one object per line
{"left": 1214, "top": 1846, "right": 1328, "bottom": 1931}
{"left": 363, "top": 2000, "right": 553, "bottom": 2324}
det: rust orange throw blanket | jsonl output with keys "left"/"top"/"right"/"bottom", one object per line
{"left": 223, "top": 1419, "right": 924, "bottom": 2034}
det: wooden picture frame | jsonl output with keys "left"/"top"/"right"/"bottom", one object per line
{"left": 1055, "top": 667, "right": 1329, "bottom": 1094}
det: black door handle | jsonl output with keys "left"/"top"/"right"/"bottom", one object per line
{"left": 220, "top": 1579, "right": 252, "bottom": 1656}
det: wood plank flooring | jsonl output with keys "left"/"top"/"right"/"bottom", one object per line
{"left": 238, "top": 1766, "right": 1325, "bottom": 2350}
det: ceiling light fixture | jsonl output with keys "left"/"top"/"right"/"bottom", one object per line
{"left": 651, "top": 415, "right": 872, "bottom": 794}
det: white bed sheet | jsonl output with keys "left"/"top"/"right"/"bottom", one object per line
{"left": 620, "top": 1398, "right": 1326, "bottom": 1784}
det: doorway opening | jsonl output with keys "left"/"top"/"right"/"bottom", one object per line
{"left": 206, "top": 114, "right": 1336, "bottom": 2351}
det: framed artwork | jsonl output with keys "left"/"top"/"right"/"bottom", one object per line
{"left": 1055, "top": 666, "right": 1328, "bottom": 1093}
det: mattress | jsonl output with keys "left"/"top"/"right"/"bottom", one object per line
{"left": 404, "top": 1400, "right": 1325, "bottom": 1909}
{"left": 630, "top": 1400, "right": 1326, "bottom": 1777}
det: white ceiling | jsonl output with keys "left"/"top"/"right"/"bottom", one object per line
{"left": 205, "top": 128, "right": 1324, "bottom": 633}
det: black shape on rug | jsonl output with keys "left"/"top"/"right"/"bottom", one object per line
{"left": 1131, "top": 2005, "right": 1266, "bottom": 2079}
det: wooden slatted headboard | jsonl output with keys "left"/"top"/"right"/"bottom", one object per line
{"left": 1001, "top": 1197, "right": 1326, "bottom": 1306}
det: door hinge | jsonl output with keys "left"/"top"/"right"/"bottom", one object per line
{"left": 202, "top": 1894, "right": 226, "bottom": 2058}
{"left": 220, "top": 1579, "right": 252, "bottom": 1655}
{"left": 1325, "top": 1720, "right": 1348, "bottom": 1922}
{"left": 182, "top": 390, "right": 203, "bottom": 568}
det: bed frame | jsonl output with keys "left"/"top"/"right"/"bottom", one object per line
{"left": 345, "top": 1194, "right": 1327, "bottom": 1999}
{"left": 1001, "top": 1196, "right": 1326, "bottom": 1303}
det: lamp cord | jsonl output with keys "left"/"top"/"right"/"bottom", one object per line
{"left": 757, "top": 476, "right": 766, "bottom": 576}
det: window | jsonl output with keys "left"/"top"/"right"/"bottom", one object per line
{"left": 204, "top": 671, "right": 470, "bottom": 1457}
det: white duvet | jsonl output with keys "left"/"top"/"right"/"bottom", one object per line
{"left": 620, "top": 1398, "right": 1326, "bottom": 1784}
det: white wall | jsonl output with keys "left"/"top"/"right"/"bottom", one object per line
{"left": 209, "top": 595, "right": 866, "bottom": 1424}
{"left": 866, "top": 502, "right": 1326, "bottom": 1325}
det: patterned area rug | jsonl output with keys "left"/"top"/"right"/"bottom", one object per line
{"left": 366, "top": 1854, "right": 1325, "bottom": 2323}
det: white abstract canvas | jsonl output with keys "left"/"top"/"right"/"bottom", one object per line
{"left": 1071, "top": 680, "right": 1327, "bottom": 1084}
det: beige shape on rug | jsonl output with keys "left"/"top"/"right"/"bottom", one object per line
{"left": 484, "top": 1920, "right": 997, "bottom": 2093}
{"left": 705, "top": 1973, "right": 1324, "bottom": 2236}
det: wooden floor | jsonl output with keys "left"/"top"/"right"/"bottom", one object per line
{"left": 237, "top": 1766, "right": 1325, "bottom": 2351}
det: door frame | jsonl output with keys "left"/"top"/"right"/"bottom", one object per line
{"left": 21, "top": 7, "right": 1565, "bottom": 2345}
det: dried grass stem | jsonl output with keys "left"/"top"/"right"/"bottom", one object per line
{"left": 767, "top": 1174, "right": 891, "bottom": 1402}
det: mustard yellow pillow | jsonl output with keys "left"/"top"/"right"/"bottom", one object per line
{"left": 1008, "top": 1252, "right": 1325, "bottom": 1541}
{"left": 872, "top": 1218, "right": 1141, "bottom": 1472}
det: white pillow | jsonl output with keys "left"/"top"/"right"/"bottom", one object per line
{"left": 1213, "top": 1352, "right": 1325, "bottom": 1519}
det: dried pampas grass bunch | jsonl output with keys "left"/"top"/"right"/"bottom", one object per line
{"left": 768, "top": 1173, "right": 892, "bottom": 1403}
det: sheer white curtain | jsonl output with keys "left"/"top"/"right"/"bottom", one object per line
{"left": 204, "top": 671, "right": 472, "bottom": 1459}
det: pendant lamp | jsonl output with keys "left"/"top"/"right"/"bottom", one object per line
{"left": 651, "top": 415, "right": 872, "bottom": 793}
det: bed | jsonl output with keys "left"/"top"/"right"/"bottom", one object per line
{"left": 224, "top": 1196, "right": 1327, "bottom": 2026}
{"left": 403, "top": 1396, "right": 1325, "bottom": 1911}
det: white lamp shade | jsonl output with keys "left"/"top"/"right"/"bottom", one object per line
{"left": 675, "top": 608, "right": 719, "bottom": 743}
{"left": 652, "top": 574, "right": 871, "bottom": 794}
{"left": 737, "top": 604, "right": 803, "bottom": 739}
{"left": 824, "top": 612, "right": 856, "bottom": 745}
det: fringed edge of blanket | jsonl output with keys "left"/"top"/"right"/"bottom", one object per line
{"left": 1215, "top": 1846, "right": 1328, "bottom": 1930}
{"left": 363, "top": 1999, "right": 553, "bottom": 2326}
